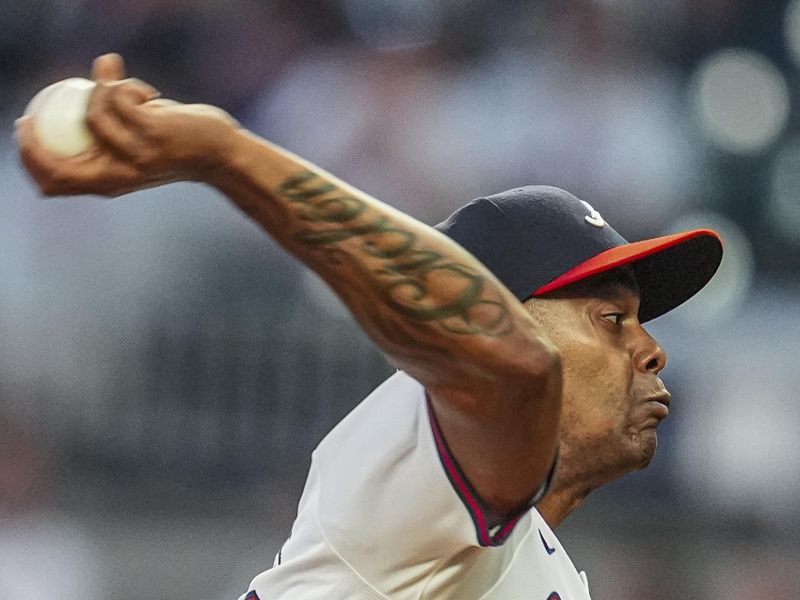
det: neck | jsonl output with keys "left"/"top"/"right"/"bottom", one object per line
{"left": 535, "top": 451, "right": 622, "bottom": 528}
{"left": 535, "top": 479, "right": 594, "bottom": 528}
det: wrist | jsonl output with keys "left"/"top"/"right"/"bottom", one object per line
{"left": 201, "top": 123, "right": 252, "bottom": 188}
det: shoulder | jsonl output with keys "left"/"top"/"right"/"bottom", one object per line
{"left": 300, "top": 371, "right": 479, "bottom": 572}
{"left": 314, "top": 370, "right": 426, "bottom": 462}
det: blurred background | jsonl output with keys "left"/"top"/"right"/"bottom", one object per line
{"left": 1, "top": 0, "right": 799, "bottom": 598}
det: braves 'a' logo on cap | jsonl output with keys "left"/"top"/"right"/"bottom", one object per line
{"left": 580, "top": 200, "right": 606, "bottom": 228}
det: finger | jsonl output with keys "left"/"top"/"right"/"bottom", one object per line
{"left": 19, "top": 145, "right": 141, "bottom": 198}
{"left": 143, "top": 98, "right": 183, "bottom": 109}
{"left": 85, "top": 79, "right": 159, "bottom": 163}
{"left": 108, "top": 78, "right": 161, "bottom": 119}
{"left": 16, "top": 116, "right": 70, "bottom": 185}
{"left": 51, "top": 157, "right": 145, "bottom": 197}
{"left": 14, "top": 115, "right": 35, "bottom": 147}
{"left": 111, "top": 83, "right": 169, "bottom": 131}
{"left": 91, "top": 53, "right": 126, "bottom": 82}
{"left": 17, "top": 125, "right": 86, "bottom": 196}
{"left": 16, "top": 116, "right": 141, "bottom": 197}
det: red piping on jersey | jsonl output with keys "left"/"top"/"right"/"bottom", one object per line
{"left": 426, "top": 397, "right": 531, "bottom": 547}
{"left": 496, "top": 511, "right": 525, "bottom": 541}
{"left": 426, "top": 398, "right": 491, "bottom": 546}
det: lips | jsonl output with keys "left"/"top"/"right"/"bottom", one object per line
{"left": 642, "top": 391, "right": 671, "bottom": 419}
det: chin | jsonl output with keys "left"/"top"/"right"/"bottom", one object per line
{"left": 632, "top": 430, "right": 658, "bottom": 470}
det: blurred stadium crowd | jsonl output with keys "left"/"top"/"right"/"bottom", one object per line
{"left": 1, "top": 0, "right": 799, "bottom": 598}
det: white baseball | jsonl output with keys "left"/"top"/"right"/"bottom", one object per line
{"left": 24, "top": 78, "right": 97, "bottom": 157}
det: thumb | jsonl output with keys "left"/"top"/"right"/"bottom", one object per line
{"left": 91, "top": 53, "right": 126, "bottom": 82}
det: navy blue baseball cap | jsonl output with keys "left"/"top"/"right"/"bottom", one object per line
{"left": 435, "top": 186, "right": 723, "bottom": 323}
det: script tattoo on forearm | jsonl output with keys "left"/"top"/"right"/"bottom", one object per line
{"left": 277, "top": 171, "right": 512, "bottom": 337}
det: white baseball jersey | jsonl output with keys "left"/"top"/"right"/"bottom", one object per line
{"left": 242, "top": 371, "right": 592, "bottom": 599}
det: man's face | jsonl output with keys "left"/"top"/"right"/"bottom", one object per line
{"left": 526, "top": 273, "right": 669, "bottom": 482}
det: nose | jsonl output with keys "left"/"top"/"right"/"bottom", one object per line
{"left": 635, "top": 328, "right": 667, "bottom": 374}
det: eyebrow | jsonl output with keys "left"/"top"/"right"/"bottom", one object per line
{"left": 587, "top": 281, "right": 640, "bottom": 300}
{"left": 564, "top": 269, "right": 639, "bottom": 295}
{"left": 588, "top": 265, "right": 639, "bottom": 291}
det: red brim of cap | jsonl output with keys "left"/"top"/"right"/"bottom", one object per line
{"left": 533, "top": 229, "right": 724, "bottom": 322}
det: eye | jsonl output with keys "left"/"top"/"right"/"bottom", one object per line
{"left": 603, "top": 313, "right": 623, "bottom": 326}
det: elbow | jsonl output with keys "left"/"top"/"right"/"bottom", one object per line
{"left": 531, "top": 339, "right": 563, "bottom": 406}
{"left": 510, "top": 333, "right": 562, "bottom": 385}
{"left": 466, "top": 332, "right": 562, "bottom": 398}
{"left": 528, "top": 336, "right": 562, "bottom": 382}
{"left": 504, "top": 336, "right": 563, "bottom": 407}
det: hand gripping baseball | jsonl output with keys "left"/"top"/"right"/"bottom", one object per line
{"left": 16, "top": 53, "right": 240, "bottom": 197}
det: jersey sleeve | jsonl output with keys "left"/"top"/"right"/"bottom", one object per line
{"left": 285, "top": 370, "right": 547, "bottom": 593}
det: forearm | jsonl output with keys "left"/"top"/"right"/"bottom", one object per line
{"left": 206, "top": 128, "right": 552, "bottom": 386}
{"left": 18, "top": 58, "right": 562, "bottom": 511}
